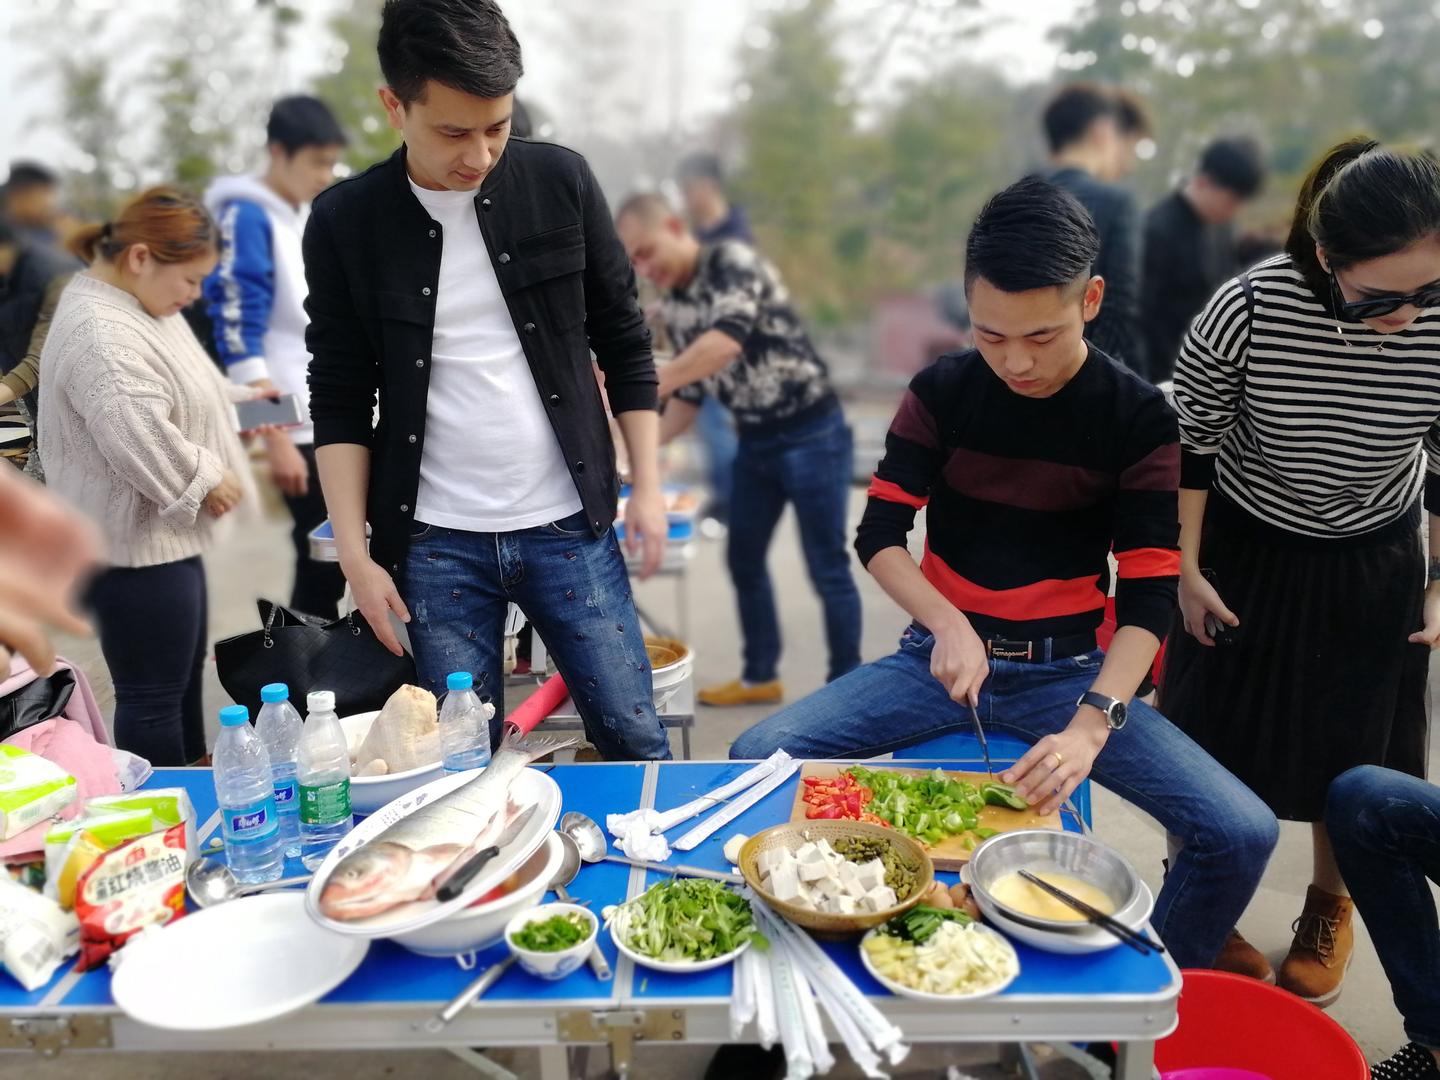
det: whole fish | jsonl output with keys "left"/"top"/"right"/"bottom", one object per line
{"left": 319, "top": 726, "right": 576, "bottom": 920}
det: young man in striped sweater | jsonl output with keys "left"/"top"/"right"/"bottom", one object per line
{"left": 732, "top": 177, "right": 1278, "bottom": 970}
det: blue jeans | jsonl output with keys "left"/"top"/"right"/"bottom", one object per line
{"left": 400, "top": 511, "right": 672, "bottom": 761}
{"left": 1328, "top": 766, "right": 1440, "bottom": 1049}
{"left": 731, "top": 625, "right": 1279, "bottom": 968}
{"left": 696, "top": 396, "right": 737, "bottom": 523}
{"left": 729, "top": 406, "right": 862, "bottom": 684}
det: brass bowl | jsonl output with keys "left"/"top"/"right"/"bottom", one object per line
{"left": 739, "top": 821, "right": 934, "bottom": 938}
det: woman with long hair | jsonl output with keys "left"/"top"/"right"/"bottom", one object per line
{"left": 39, "top": 187, "right": 261, "bottom": 766}
{"left": 1165, "top": 138, "right": 1440, "bottom": 1006}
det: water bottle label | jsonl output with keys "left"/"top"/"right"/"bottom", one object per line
{"left": 273, "top": 778, "right": 298, "bottom": 806}
{"left": 223, "top": 799, "right": 279, "bottom": 846}
{"left": 300, "top": 779, "right": 352, "bottom": 825}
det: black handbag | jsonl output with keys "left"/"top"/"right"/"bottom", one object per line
{"left": 215, "top": 600, "right": 416, "bottom": 720}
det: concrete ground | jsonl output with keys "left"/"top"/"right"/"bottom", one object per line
{"left": 11, "top": 438, "right": 1437, "bottom": 1078}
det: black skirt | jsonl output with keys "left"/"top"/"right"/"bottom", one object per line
{"left": 1160, "top": 492, "right": 1430, "bottom": 821}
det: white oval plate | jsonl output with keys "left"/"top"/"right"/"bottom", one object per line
{"left": 304, "top": 766, "right": 560, "bottom": 938}
{"left": 112, "top": 893, "right": 368, "bottom": 1031}
{"left": 859, "top": 922, "right": 1020, "bottom": 1002}
{"left": 612, "top": 931, "right": 750, "bottom": 974}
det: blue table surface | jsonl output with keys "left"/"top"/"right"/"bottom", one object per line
{"left": 4, "top": 760, "right": 1175, "bottom": 1011}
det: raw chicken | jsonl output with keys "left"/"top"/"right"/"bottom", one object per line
{"left": 352, "top": 685, "right": 443, "bottom": 776}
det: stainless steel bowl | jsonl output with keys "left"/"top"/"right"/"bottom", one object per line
{"left": 968, "top": 829, "right": 1141, "bottom": 935}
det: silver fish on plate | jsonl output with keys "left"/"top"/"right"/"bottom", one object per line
{"left": 319, "top": 726, "right": 576, "bottom": 920}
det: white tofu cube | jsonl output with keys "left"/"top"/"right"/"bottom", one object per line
{"left": 815, "top": 839, "right": 837, "bottom": 858}
{"left": 836, "top": 861, "right": 862, "bottom": 890}
{"left": 757, "top": 848, "right": 788, "bottom": 879}
{"left": 865, "top": 885, "right": 898, "bottom": 912}
{"left": 768, "top": 861, "right": 803, "bottom": 903}
{"left": 836, "top": 895, "right": 858, "bottom": 915}
{"left": 854, "top": 859, "right": 887, "bottom": 892}
{"left": 794, "top": 842, "right": 821, "bottom": 864}
{"left": 797, "top": 858, "right": 830, "bottom": 883}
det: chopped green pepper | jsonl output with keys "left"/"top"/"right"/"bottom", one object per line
{"left": 981, "top": 782, "right": 1030, "bottom": 811}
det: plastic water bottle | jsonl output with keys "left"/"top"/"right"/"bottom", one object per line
{"left": 255, "top": 682, "right": 303, "bottom": 859}
{"left": 212, "top": 705, "right": 283, "bottom": 884}
{"left": 297, "top": 690, "right": 354, "bottom": 870}
{"left": 439, "top": 672, "right": 492, "bottom": 773}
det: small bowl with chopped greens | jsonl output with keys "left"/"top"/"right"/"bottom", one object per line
{"left": 604, "top": 878, "right": 764, "bottom": 973}
{"left": 504, "top": 903, "right": 598, "bottom": 981}
{"left": 860, "top": 906, "right": 1020, "bottom": 1002}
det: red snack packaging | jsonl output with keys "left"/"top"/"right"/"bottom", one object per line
{"left": 74, "top": 823, "right": 187, "bottom": 971}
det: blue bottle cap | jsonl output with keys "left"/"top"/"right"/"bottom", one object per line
{"left": 260, "top": 683, "right": 289, "bottom": 704}
{"left": 219, "top": 705, "right": 250, "bottom": 727}
{"left": 446, "top": 671, "right": 474, "bottom": 692}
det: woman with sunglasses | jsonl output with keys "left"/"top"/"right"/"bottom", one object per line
{"left": 1163, "top": 138, "right": 1440, "bottom": 1006}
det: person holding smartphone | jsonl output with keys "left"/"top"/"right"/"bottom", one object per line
{"left": 1164, "top": 139, "right": 1440, "bottom": 1004}
{"left": 204, "top": 96, "right": 349, "bottom": 617}
{"left": 38, "top": 187, "right": 265, "bottom": 766}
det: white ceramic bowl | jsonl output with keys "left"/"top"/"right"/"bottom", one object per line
{"left": 338, "top": 710, "right": 447, "bottom": 816}
{"left": 859, "top": 922, "right": 1020, "bottom": 1002}
{"left": 388, "top": 834, "right": 565, "bottom": 959}
{"left": 649, "top": 647, "right": 693, "bottom": 712}
{"left": 504, "top": 902, "right": 598, "bottom": 981}
{"left": 975, "top": 875, "right": 1157, "bottom": 956}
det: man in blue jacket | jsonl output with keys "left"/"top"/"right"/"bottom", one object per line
{"left": 204, "top": 96, "right": 348, "bottom": 617}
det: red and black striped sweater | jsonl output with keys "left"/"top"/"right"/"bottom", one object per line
{"left": 856, "top": 348, "right": 1181, "bottom": 643}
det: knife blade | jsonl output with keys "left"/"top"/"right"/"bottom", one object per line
{"left": 968, "top": 700, "right": 994, "bottom": 777}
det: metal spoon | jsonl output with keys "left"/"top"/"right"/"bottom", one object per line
{"left": 560, "top": 811, "right": 741, "bottom": 883}
{"left": 185, "top": 857, "right": 311, "bottom": 909}
{"left": 551, "top": 830, "right": 612, "bottom": 982}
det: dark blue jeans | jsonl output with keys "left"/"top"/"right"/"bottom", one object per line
{"left": 729, "top": 406, "right": 862, "bottom": 684}
{"left": 1328, "top": 766, "right": 1440, "bottom": 1049}
{"left": 732, "top": 625, "right": 1280, "bottom": 968}
{"left": 400, "top": 511, "right": 671, "bottom": 761}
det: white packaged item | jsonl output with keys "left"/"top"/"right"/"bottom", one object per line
{"left": 0, "top": 746, "right": 77, "bottom": 840}
{"left": 0, "top": 879, "right": 79, "bottom": 991}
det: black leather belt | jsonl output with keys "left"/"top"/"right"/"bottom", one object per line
{"left": 984, "top": 633, "right": 1097, "bottom": 663}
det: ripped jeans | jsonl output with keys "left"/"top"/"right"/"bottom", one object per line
{"left": 400, "top": 510, "right": 672, "bottom": 761}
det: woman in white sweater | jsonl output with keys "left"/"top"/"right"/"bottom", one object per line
{"left": 39, "top": 187, "right": 259, "bottom": 766}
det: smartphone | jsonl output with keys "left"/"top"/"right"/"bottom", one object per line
{"left": 1199, "top": 568, "right": 1241, "bottom": 647}
{"left": 235, "top": 394, "right": 302, "bottom": 432}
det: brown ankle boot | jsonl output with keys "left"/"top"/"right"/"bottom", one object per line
{"left": 1276, "top": 885, "right": 1354, "bottom": 1008}
{"left": 1214, "top": 928, "right": 1275, "bottom": 983}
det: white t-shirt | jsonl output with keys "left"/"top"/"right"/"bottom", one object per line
{"left": 408, "top": 179, "right": 582, "bottom": 532}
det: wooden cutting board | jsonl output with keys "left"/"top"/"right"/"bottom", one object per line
{"left": 789, "top": 762, "right": 1063, "bottom": 871}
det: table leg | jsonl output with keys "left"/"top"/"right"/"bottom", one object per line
{"left": 1115, "top": 1040, "right": 1158, "bottom": 1080}
{"left": 536, "top": 1045, "right": 570, "bottom": 1080}
{"left": 446, "top": 1047, "right": 519, "bottom": 1080}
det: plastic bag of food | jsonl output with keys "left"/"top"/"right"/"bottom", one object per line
{"left": 0, "top": 745, "right": 77, "bottom": 840}
{"left": 74, "top": 823, "right": 187, "bottom": 971}
{"left": 43, "top": 809, "right": 156, "bottom": 906}
{"left": 86, "top": 788, "right": 197, "bottom": 861}
{"left": 0, "top": 878, "right": 79, "bottom": 991}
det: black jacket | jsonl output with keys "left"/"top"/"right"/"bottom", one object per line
{"left": 1140, "top": 190, "right": 1238, "bottom": 384}
{"left": 1040, "top": 166, "right": 1143, "bottom": 375}
{"left": 304, "top": 140, "right": 657, "bottom": 575}
{"left": 0, "top": 243, "right": 76, "bottom": 373}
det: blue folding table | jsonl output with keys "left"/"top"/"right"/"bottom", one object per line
{"left": 2, "top": 761, "right": 1178, "bottom": 1079}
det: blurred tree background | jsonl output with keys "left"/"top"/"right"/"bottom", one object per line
{"left": 12, "top": 0, "right": 1437, "bottom": 329}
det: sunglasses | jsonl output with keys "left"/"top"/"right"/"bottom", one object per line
{"left": 1330, "top": 272, "right": 1440, "bottom": 321}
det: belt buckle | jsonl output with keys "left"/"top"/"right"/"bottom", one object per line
{"left": 988, "top": 638, "right": 1034, "bottom": 661}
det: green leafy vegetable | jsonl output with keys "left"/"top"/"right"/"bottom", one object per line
{"left": 879, "top": 904, "right": 974, "bottom": 943}
{"left": 608, "top": 879, "right": 767, "bottom": 963}
{"left": 511, "top": 912, "right": 592, "bottom": 952}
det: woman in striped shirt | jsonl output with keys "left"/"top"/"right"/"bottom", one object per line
{"left": 1166, "top": 138, "right": 1440, "bottom": 1007}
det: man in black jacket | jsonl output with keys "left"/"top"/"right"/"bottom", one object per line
{"left": 1141, "top": 136, "right": 1265, "bottom": 384}
{"left": 305, "top": 0, "right": 671, "bottom": 760}
{"left": 1037, "top": 84, "right": 1144, "bottom": 374}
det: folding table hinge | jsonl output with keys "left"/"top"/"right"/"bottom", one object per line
{"left": 554, "top": 1009, "right": 686, "bottom": 1077}
{"left": 3, "top": 1015, "right": 113, "bottom": 1056}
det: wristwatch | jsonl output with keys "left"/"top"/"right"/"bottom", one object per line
{"left": 1077, "top": 690, "right": 1128, "bottom": 731}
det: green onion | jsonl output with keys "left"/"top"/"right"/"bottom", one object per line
{"left": 511, "top": 912, "right": 592, "bottom": 952}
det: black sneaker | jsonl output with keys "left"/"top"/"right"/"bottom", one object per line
{"left": 1373, "top": 1043, "right": 1440, "bottom": 1080}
